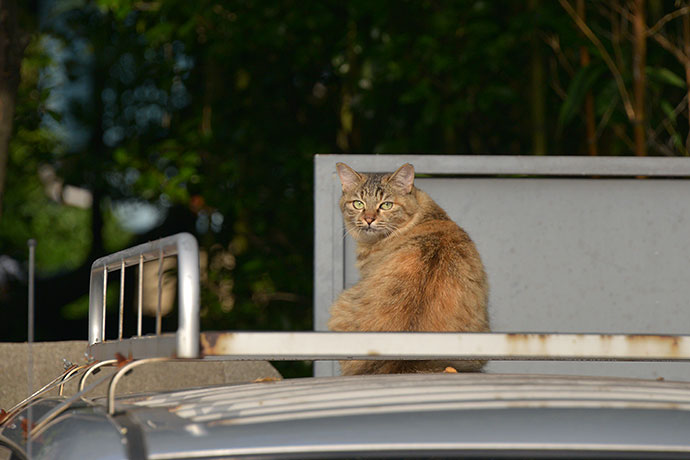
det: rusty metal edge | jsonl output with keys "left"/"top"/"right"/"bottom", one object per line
{"left": 200, "top": 331, "right": 690, "bottom": 362}
{"left": 88, "top": 331, "right": 690, "bottom": 362}
{"left": 87, "top": 334, "right": 178, "bottom": 361}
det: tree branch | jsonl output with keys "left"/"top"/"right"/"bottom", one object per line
{"left": 651, "top": 32, "right": 689, "bottom": 67}
{"left": 647, "top": 6, "right": 690, "bottom": 37}
{"left": 558, "top": 0, "right": 635, "bottom": 121}
{"left": 0, "top": 0, "right": 30, "bottom": 220}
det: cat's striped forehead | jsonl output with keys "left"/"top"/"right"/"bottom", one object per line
{"left": 353, "top": 173, "right": 391, "bottom": 199}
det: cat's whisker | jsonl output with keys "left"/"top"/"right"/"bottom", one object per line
{"left": 343, "top": 225, "right": 361, "bottom": 241}
{"left": 381, "top": 223, "right": 401, "bottom": 239}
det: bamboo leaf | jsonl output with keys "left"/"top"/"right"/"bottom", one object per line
{"left": 646, "top": 67, "right": 686, "bottom": 89}
{"left": 558, "top": 65, "right": 605, "bottom": 130}
{"left": 661, "top": 100, "right": 677, "bottom": 124}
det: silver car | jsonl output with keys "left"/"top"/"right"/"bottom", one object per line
{"left": 3, "top": 371, "right": 690, "bottom": 459}
{"left": 3, "top": 233, "right": 690, "bottom": 459}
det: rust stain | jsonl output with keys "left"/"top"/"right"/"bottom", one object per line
{"left": 114, "top": 352, "right": 133, "bottom": 368}
{"left": 504, "top": 333, "right": 529, "bottom": 347}
{"left": 200, "top": 331, "right": 235, "bottom": 356}
{"left": 21, "top": 417, "right": 37, "bottom": 439}
{"left": 625, "top": 334, "right": 682, "bottom": 357}
{"left": 503, "top": 333, "right": 544, "bottom": 355}
{"left": 504, "top": 333, "right": 545, "bottom": 342}
{"left": 493, "top": 333, "right": 688, "bottom": 360}
{"left": 367, "top": 350, "right": 381, "bottom": 356}
{"left": 200, "top": 332, "right": 217, "bottom": 350}
{"left": 199, "top": 333, "right": 211, "bottom": 357}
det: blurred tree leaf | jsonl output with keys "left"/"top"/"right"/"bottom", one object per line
{"left": 558, "top": 64, "right": 605, "bottom": 130}
{"left": 646, "top": 67, "right": 685, "bottom": 89}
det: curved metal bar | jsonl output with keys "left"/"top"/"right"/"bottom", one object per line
{"left": 3, "top": 364, "right": 78, "bottom": 421}
{"left": 0, "top": 433, "right": 29, "bottom": 460}
{"left": 57, "top": 364, "right": 91, "bottom": 396}
{"left": 78, "top": 360, "right": 117, "bottom": 392}
{"left": 31, "top": 370, "right": 115, "bottom": 438}
{"left": 107, "top": 357, "right": 171, "bottom": 415}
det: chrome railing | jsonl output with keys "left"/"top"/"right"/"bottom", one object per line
{"left": 87, "top": 232, "right": 200, "bottom": 359}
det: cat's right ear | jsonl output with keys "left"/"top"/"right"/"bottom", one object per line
{"left": 336, "top": 163, "right": 363, "bottom": 192}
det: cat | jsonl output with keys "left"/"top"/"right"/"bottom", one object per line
{"left": 327, "top": 162, "right": 490, "bottom": 375}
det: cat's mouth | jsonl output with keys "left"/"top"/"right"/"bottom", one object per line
{"left": 359, "top": 225, "right": 391, "bottom": 237}
{"left": 359, "top": 224, "right": 383, "bottom": 234}
{"left": 352, "top": 224, "right": 394, "bottom": 242}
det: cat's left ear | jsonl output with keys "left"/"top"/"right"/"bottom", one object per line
{"left": 386, "top": 163, "right": 415, "bottom": 194}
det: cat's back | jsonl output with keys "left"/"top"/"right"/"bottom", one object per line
{"left": 365, "top": 191, "right": 484, "bottom": 278}
{"left": 353, "top": 189, "right": 489, "bottom": 338}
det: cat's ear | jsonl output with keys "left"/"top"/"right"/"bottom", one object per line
{"left": 386, "top": 163, "right": 415, "bottom": 194}
{"left": 336, "top": 162, "right": 363, "bottom": 192}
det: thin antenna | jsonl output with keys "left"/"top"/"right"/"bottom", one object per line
{"left": 27, "top": 240, "right": 36, "bottom": 342}
{"left": 27, "top": 239, "right": 36, "bottom": 459}
{"left": 118, "top": 259, "right": 125, "bottom": 340}
{"left": 137, "top": 254, "right": 143, "bottom": 337}
{"left": 156, "top": 246, "right": 163, "bottom": 336}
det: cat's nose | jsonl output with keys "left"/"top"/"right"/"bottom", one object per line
{"left": 363, "top": 215, "right": 375, "bottom": 225}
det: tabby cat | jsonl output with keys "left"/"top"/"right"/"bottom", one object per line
{"left": 327, "top": 162, "right": 489, "bottom": 375}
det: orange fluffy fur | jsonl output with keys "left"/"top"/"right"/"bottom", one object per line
{"left": 328, "top": 163, "right": 489, "bottom": 375}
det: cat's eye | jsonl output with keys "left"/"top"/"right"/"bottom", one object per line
{"left": 352, "top": 200, "right": 365, "bottom": 210}
{"left": 379, "top": 201, "right": 394, "bottom": 210}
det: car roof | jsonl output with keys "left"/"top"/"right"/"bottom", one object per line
{"left": 6, "top": 372, "right": 688, "bottom": 459}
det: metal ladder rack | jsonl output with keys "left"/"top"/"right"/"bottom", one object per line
{"left": 87, "top": 232, "right": 200, "bottom": 360}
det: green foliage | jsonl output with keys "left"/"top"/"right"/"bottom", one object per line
{"left": 647, "top": 67, "right": 686, "bottom": 89}
{"left": 4, "top": 0, "right": 690, "bottom": 368}
{"left": 558, "top": 64, "right": 605, "bottom": 130}
{"left": 1, "top": 37, "right": 88, "bottom": 274}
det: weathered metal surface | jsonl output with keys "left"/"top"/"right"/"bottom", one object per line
{"left": 140, "top": 373, "right": 690, "bottom": 423}
{"left": 122, "top": 373, "right": 690, "bottom": 458}
{"left": 86, "top": 334, "right": 178, "bottom": 361}
{"left": 200, "top": 331, "right": 690, "bottom": 361}
{"left": 314, "top": 154, "right": 690, "bottom": 177}
{"left": 8, "top": 373, "right": 690, "bottom": 459}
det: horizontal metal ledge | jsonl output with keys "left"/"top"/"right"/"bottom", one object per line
{"left": 315, "top": 154, "right": 690, "bottom": 177}
{"left": 200, "top": 332, "right": 690, "bottom": 362}
{"left": 86, "top": 332, "right": 690, "bottom": 362}
{"left": 87, "top": 334, "right": 178, "bottom": 361}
